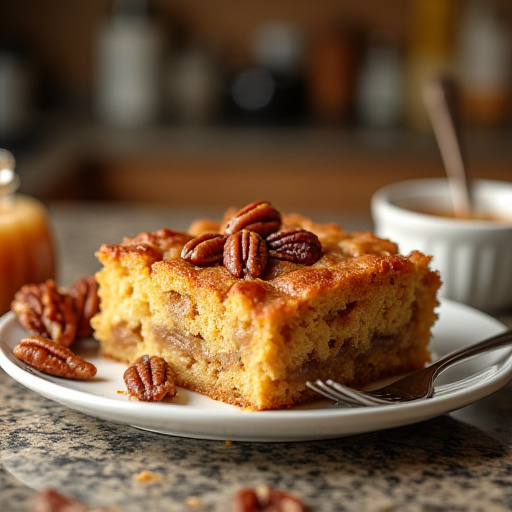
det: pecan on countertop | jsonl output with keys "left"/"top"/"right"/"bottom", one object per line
{"left": 231, "top": 485, "right": 306, "bottom": 512}
{"left": 31, "top": 487, "right": 116, "bottom": 512}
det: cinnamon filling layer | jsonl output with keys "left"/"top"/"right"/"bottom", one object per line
{"left": 151, "top": 324, "right": 241, "bottom": 370}
{"left": 148, "top": 321, "right": 423, "bottom": 387}
{"left": 292, "top": 328, "right": 424, "bottom": 387}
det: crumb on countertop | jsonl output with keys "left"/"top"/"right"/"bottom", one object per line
{"left": 133, "top": 470, "right": 163, "bottom": 483}
{"left": 185, "top": 496, "right": 202, "bottom": 508}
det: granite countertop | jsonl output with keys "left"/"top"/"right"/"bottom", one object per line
{"left": 1, "top": 202, "right": 512, "bottom": 512}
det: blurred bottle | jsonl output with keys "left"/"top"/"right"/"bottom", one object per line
{"left": 166, "top": 44, "right": 221, "bottom": 125}
{"left": 356, "top": 34, "right": 403, "bottom": 129}
{"left": 457, "top": 0, "right": 512, "bottom": 128}
{"left": 0, "top": 150, "right": 55, "bottom": 315}
{"left": 0, "top": 43, "right": 33, "bottom": 144}
{"left": 306, "top": 25, "right": 361, "bottom": 125}
{"left": 404, "top": 0, "right": 458, "bottom": 131}
{"left": 94, "top": 0, "right": 163, "bottom": 129}
{"left": 223, "top": 22, "right": 306, "bottom": 124}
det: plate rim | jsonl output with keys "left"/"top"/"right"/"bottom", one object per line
{"left": 1, "top": 299, "right": 511, "bottom": 442}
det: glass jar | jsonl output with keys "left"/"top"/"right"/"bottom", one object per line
{"left": 0, "top": 150, "right": 55, "bottom": 314}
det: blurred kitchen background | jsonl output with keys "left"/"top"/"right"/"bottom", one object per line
{"left": 1, "top": 0, "right": 511, "bottom": 213}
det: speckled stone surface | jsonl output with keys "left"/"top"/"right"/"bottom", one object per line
{"left": 1, "top": 202, "right": 512, "bottom": 512}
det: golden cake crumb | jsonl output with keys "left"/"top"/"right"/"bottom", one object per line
{"left": 133, "top": 470, "right": 163, "bottom": 483}
{"left": 185, "top": 496, "right": 202, "bottom": 508}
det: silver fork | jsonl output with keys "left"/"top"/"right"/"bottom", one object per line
{"left": 307, "top": 329, "right": 512, "bottom": 406}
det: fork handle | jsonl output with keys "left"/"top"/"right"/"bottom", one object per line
{"left": 429, "top": 329, "right": 512, "bottom": 386}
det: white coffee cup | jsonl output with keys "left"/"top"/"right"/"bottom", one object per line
{"left": 371, "top": 178, "right": 512, "bottom": 311}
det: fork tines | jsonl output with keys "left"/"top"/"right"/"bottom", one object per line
{"left": 306, "top": 380, "right": 364, "bottom": 407}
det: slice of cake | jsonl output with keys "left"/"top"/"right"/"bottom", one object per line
{"left": 91, "top": 202, "right": 441, "bottom": 410}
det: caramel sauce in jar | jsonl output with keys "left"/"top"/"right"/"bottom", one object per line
{"left": 0, "top": 151, "right": 55, "bottom": 314}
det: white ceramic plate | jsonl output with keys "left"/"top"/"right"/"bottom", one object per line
{"left": 1, "top": 299, "right": 511, "bottom": 442}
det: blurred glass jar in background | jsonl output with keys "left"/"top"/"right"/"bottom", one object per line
{"left": 306, "top": 24, "right": 361, "bottom": 125}
{"left": 457, "top": 0, "right": 512, "bottom": 129}
{"left": 356, "top": 34, "right": 402, "bottom": 129}
{"left": 166, "top": 43, "right": 221, "bottom": 125}
{"left": 0, "top": 150, "right": 55, "bottom": 314}
{"left": 94, "top": 0, "right": 164, "bottom": 129}
{"left": 0, "top": 43, "right": 34, "bottom": 145}
{"left": 404, "top": 0, "right": 458, "bottom": 131}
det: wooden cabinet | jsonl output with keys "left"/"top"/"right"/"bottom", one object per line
{"left": 23, "top": 125, "right": 511, "bottom": 212}
{"left": 93, "top": 152, "right": 510, "bottom": 212}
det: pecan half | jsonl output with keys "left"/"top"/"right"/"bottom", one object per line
{"left": 231, "top": 486, "right": 305, "bottom": 512}
{"left": 223, "top": 230, "right": 268, "bottom": 279}
{"left": 181, "top": 233, "right": 227, "bottom": 266}
{"left": 11, "top": 280, "right": 77, "bottom": 347}
{"left": 267, "top": 229, "right": 322, "bottom": 265}
{"left": 224, "top": 201, "right": 281, "bottom": 238}
{"left": 124, "top": 228, "right": 193, "bottom": 252}
{"left": 13, "top": 336, "right": 97, "bottom": 379}
{"left": 69, "top": 275, "right": 99, "bottom": 338}
{"left": 123, "top": 355, "right": 176, "bottom": 402}
{"left": 32, "top": 487, "right": 115, "bottom": 512}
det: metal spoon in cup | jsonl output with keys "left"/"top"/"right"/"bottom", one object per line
{"left": 423, "top": 77, "right": 472, "bottom": 218}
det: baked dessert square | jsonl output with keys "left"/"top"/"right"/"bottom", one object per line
{"left": 91, "top": 202, "right": 441, "bottom": 410}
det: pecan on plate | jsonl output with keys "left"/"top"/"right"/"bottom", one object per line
{"left": 267, "top": 229, "right": 322, "bottom": 265}
{"left": 181, "top": 233, "right": 227, "bottom": 266}
{"left": 13, "top": 336, "right": 97, "bottom": 379}
{"left": 231, "top": 485, "right": 305, "bottom": 512}
{"left": 223, "top": 230, "right": 268, "bottom": 279}
{"left": 11, "top": 280, "right": 77, "bottom": 347}
{"left": 224, "top": 201, "right": 281, "bottom": 238}
{"left": 124, "top": 355, "right": 176, "bottom": 402}
{"left": 69, "top": 275, "right": 99, "bottom": 338}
